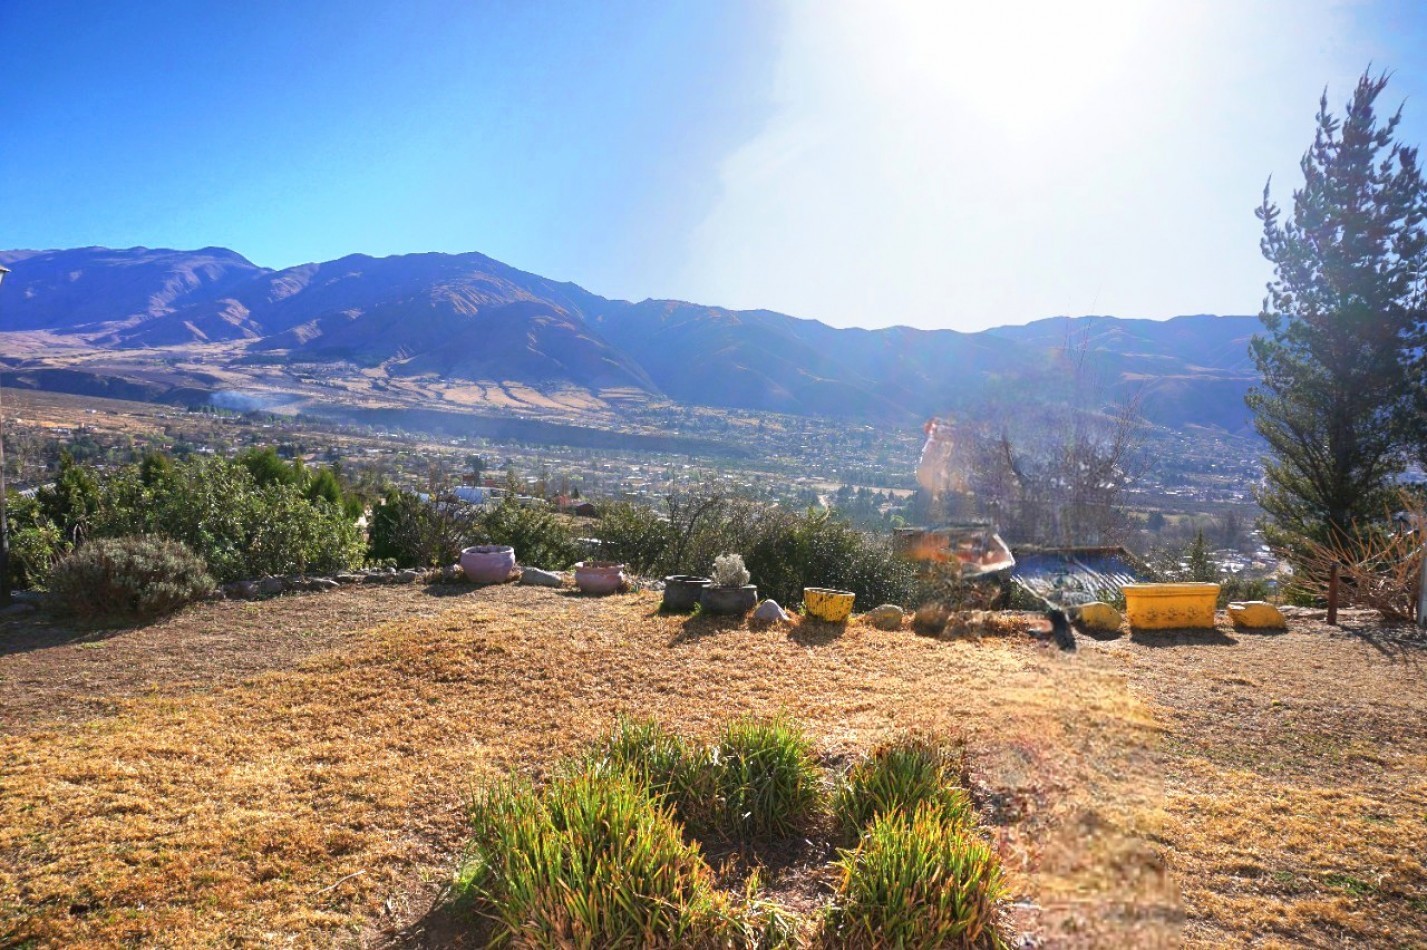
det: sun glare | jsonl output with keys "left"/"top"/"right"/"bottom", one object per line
{"left": 872, "top": 0, "right": 1151, "bottom": 129}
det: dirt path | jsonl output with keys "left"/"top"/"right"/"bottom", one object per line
{"left": 1081, "top": 613, "right": 1427, "bottom": 947}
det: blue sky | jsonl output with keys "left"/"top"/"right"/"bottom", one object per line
{"left": 3, "top": 1, "right": 1425, "bottom": 331}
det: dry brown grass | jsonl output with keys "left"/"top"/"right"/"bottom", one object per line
{"left": 1093, "top": 616, "right": 1427, "bottom": 948}
{"left": 0, "top": 587, "right": 1168, "bottom": 948}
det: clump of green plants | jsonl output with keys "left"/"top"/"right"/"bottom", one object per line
{"left": 457, "top": 764, "right": 729, "bottom": 946}
{"left": 594, "top": 716, "right": 711, "bottom": 829}
{"left": 478, "top": 494, "right": 580, "bottom": 570}
{"left": 832, "top": 732, "right": 972, "bottom": 839}
{"left": 47, "top": 536, "right": 214, "bottom": 619}
{"left": 711, "top": 715, "right": 824, "bottom": 840}
{"left": 826, "top": 802, "right": 1007, "bottom": 949}
{"left": 456, "top": 716, "right": 1007, "bottom": 947}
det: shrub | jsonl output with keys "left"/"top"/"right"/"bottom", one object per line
{"left": 711, "top": 716, "right": 824, "bottom": 840}
{"left": 91, "top": 455, "right": 365, "bottom": 582}
{"left": 595, "top": 502, "right": 676, "bottom": 574}
{"left": 367, "top": 490, "right": 482, "bottom": 568}
{"left": 479, "top": 495, "right": 580, "bottom": 570}
{"left": 457, "top": 765, "right": 729, "bottom": 946}
{"left": 827, "top": 803, "right": 1006, "bottom": 949}
{"left": 47, "top": 536, "right": 213, "bottom": 619}
{"left": 4, "top": 489, "right": 65, "bottom": 589}
{"left": 832, "top": 733, "right": 972, "bottom": 839}
{"left": 594, "top": 716, "right": 711, "bottom": 829}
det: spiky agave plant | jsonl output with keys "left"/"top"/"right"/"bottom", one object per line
{"left": 832, "top": 732, "right": 972, "bottom": 839}
{"left": 827, "top": 802, "right": 1007, "bottom": 949}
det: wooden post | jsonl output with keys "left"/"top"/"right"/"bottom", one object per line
{"left": 1326, "top": 562, "right": 1339, "bottom": 626}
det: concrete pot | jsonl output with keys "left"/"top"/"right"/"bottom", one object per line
{"left": 460, "top": 545, "right": 516, "bottom": 584}
{"left": 701, "top": 584, "right": 758, "bottom": 615}
{"left": 575, "top": 561, "right": 628, "bottom": 596}
{"left": 663, "top": 575, "right": 711, "bottom": 612}
{"left": 1122, "top": 582, "right": 1220, "bottom": 630}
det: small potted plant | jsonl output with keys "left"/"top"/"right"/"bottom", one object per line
{"left": 700, "top": 553, "right": 758, "bottom": 615}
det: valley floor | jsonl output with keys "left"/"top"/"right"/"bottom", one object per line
{"left": 0, "top": 586, "right": 1422, "bottom": 947}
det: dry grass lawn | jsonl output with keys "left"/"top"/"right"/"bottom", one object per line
{"left": 1, "top": 585, "right": 1422, "bottom": 948}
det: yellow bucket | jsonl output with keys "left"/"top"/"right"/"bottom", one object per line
{"left": 804, "top": 587, "right": 855, "bottom": 623}
{"left": 1122, "top": 583, "right": 1220, "bottom": 630}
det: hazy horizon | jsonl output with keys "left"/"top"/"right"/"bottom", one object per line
{"left": 3, "top": 0, "right": 1424, "bottom": 332}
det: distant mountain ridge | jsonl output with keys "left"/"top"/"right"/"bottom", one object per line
{"left": 0, "top": 246, "right": 1262, "bottom": 431}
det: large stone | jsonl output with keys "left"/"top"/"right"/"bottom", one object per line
{"left": 255, "top": 576, "right": 286, "bottom": 597}
{"left": 753, "top": 599, "right": 791, "bottom": 622}
{"left": 864, "top": 604, "right": 906, "bottom": 630}
{"left": 308, "top": 578, "right": 341, "bottom": 592}
{"left": 334, "top": 573, "right": 365, "bottom": 585}
{"left": 1075, "top": 601, "right": 1123, "bottom": 633}
{"left": 1228, "top": 601, "right": 1286, "bottom": 629}
{"left": 519, "top": 567, "right": 565, "bottom": 588}
{"left": 394, "top": 570, "right": 420, "bottom": 584}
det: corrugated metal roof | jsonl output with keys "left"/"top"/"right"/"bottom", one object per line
{"left": 1011, "top": 546, "right": 1150, "bottom": 607}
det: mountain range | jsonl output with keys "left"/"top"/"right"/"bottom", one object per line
{"left": 0, "top": 246, "right": 1262, "bottom": 432}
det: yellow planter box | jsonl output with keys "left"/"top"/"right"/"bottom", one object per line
{"left": 1122, "top": 583, "right": 1220, "bottom": 630}
{"left": 804, "top": 587, "right": 855, "bottom": 623}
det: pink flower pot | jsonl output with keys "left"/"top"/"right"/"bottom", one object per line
{"left": 460, "top": 545, "right": 516, "bottom": 584}
{"left": 575, "top": 561, "right": 628, "bottom": 596}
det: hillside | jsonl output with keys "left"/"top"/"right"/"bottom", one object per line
{"left": 0, "top": 246, "right": 1262, "bottom": 431}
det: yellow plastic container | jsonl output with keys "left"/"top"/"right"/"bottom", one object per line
{"left": 1122, "top": 583, "right": 1220, "bottom": 630}
{"left": 804, "top": 587, "right": 855, "bottom": 623}
{"left": 1227, "top": 600, "right": 1286, "bottom": 629}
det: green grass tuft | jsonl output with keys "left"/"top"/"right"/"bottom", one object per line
{"left": 827, "top": 802, "right": 1007, "bottom": 949}
{"left": 711, "top": 715, "right": 824, "bottom": 841}
{"left": 594, "top": 716, "right": 712, "bottom": 829}
{"left": 457, "top": 764, "right": 726, "bottom": 947}
{"left": 832, "top": 732, "right": 972, "bottom": 838}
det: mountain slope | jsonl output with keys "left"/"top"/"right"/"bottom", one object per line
{"left": 0, "top": 245, "right": 1262, "bottom": 431}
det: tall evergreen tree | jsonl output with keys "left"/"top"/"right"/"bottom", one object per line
{"left": 1250, "top": 71, "right": 1427, "bottom": 554}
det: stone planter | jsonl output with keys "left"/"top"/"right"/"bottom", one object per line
{"left": 701, "top": 584, "right": 758, "bottom": 616}
{"left": 1122, "top": 582, "right": 1220, "bottom": 630}
{"left": 804, "top": 587, "right": 855, "bottom": 623}
{"left": 575, "top": 561, "right": 628, "bottom": 596}
{"left": 460, "top": 545, "right": 516, "bottom": 584}
{"left": 662, "top": 575, "right": 711, "bottom": 612}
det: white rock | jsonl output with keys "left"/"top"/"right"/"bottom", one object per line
{"left": 865, "top": 604, "right": 906, "bottom": 630}
{"left": 753, "top": 599, "right": 791, "bottom": 622}
{"left": 520, "top": 567, "right": 565, "bottom": 587}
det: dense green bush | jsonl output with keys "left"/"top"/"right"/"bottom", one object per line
{"left": 90, "top": 455, "right": 364, "bottom": 582}
{"left": 710, "top": 716, "right": 824, "bottom": 841}
{"left": 367, "top": 490, "right": 483, "bottom": 568}
{"left": 598, "top": 493, "right": 917, "bottom": 606}
{"left": 827, "top": 803, "right": 1007, "bottom": 949}
{"left": 4, "top": 490, "right": 65, "bottom": 589}
{"left": 47, "top": 536, "right": 214, "bottom": 619}
{"left": 479, "top": 494, "right": 580, "bottom": 570}
{"left": 458, "top": 765, "right": 730, "bottom": 947}
{"left": 832, "top": 733, "right": 972, "bottom": 840}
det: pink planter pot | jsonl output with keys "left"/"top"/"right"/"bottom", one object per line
{"left": 575, "top": 561, "right": 628, "bottom": 596}
{"left": 460, "top": 545, "right": 516, "bottom": 584}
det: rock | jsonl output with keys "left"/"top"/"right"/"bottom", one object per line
{"left": 519, "top": 567, "right": 565, "bottom": 587}
{"left": 1075, "top": 602, "right": 1123, "bottom": 633}
{"left": 865, "top": 604, "right": 906, "bottom": 630}
{"left": 1228, "top": 600, "right": 1286, "bottom": 629}
{"left": 753, "top": 599, "right": 791, "bottom": 622}
{"left": 363, "top": 572, "right": 388, "bottom": 584}
{"left": 0, "top": 602, "right": 37, "bottom": 617}
{"left": 394, "top": 570, "right": 419, "bottom": 584}
{"left": 334, "top": 573, "right": 365, "bottom": 585}
{"left": 309, "top": 578, "right": 341, "bottom": 592}
{"left": 256, "top": 577, "right": 286, "bottom": 597}
{"left": 204, "top": 588, "right": 226, "bottom": 601}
